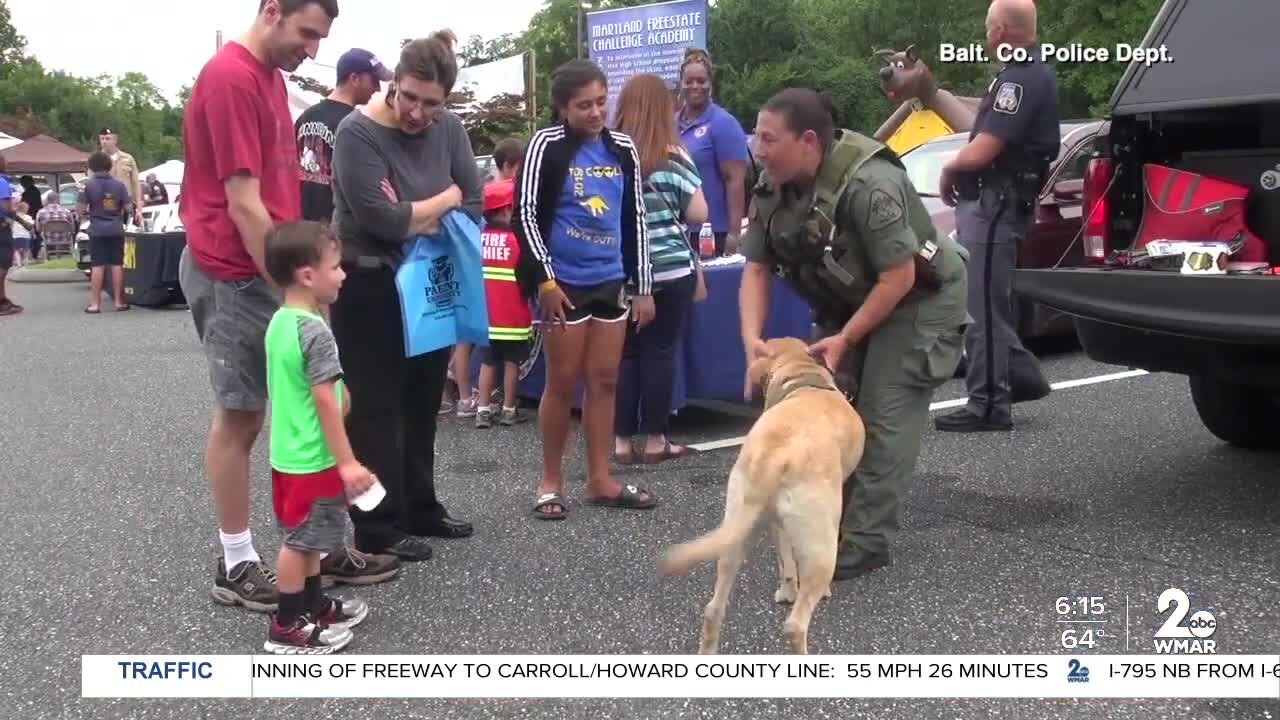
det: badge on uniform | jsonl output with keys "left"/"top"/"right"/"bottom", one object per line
{"left": 994, "top": 82, "right": 1022, "bottom": 115}
{"left": 867, "top": 187, "right": 904, "bottom": 231}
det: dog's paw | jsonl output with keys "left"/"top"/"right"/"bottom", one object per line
{"left": 774, "top": 584, "right": 797, "bottom": 604}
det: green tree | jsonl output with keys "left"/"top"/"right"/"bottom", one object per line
{"left": 0, "top": 0, "right": 26, "bottom": 71}
{"left": 0, "top": 56, "right": 184, "bottom": 168}
{"left": 1038, "top": 0, "right": 1165, "bottom": 116}
{"left": 460, "top": 33, "right": 523, "bottom": 66}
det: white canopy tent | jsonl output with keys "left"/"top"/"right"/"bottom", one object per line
{"left": 0, "top": 132, "right": 22, "bottom": 152}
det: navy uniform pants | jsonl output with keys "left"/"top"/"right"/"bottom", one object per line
{"left": 955, "top": 187, "right": 1048, "bottom": 424}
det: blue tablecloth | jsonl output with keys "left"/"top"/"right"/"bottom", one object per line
{"left": 498, "top": 260, "right": 814, "bottom": 410}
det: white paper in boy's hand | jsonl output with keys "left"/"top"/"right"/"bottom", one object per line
{"left": 351, "top": 477, "right": 386, "bottom": 512}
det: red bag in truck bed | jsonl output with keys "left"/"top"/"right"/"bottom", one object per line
{"left": 1136, "top": 164, "right": 1269, "bottom": 262}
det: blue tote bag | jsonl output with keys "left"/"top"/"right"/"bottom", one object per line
{"left": 395, "top": 210, "right": 490, "bottom": 357}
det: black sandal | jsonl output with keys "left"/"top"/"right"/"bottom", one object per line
{"left": 532, "top": 493, "right": 567, "bottom": 521}
{"left": 584, "top": 484, "right": 659, "bottom": 510}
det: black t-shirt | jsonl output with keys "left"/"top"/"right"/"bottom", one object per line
{"left": 295, "top": 98, "right": 356, "bottom": 223}
{"left": 21, "top": 186, "right": 43, "bottom": 216}
{"left": 145, "top": 181, "right": 169, "bottom": 206}
{"left": 971, "top": 52, "right": 1061, "bottom": 170}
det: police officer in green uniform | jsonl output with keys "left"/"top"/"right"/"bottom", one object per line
{"left": 739, "top": 88, "right": 969, "bottom": 580}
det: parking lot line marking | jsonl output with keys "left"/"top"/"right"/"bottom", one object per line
{"left": 687, "top": 368, "right": 1151, "bottom": 452}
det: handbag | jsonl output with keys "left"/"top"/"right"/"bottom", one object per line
{"left": 1135, "top": 164, "right": 1268, "bottom": 263}
{"left": 395, "top": 210, "right": 491, "bottom": 357}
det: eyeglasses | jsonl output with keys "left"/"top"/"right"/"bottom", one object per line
{"left": 392, "top": 85, "right": 444, "bottom": 113}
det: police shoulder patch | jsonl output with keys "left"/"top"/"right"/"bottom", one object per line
{"left": 866, "top": 186, "right": 904, "bottom": 232}
{"left": 994, "top": 82, "right": 1023, "bottom": 115}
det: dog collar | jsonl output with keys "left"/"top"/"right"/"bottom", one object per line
{"left": 763, "top": 370, "right": 840, "bottom": 410}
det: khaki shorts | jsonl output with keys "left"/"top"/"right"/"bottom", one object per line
{"left": 179, "top": 247, "right": 280, "bottom": 412}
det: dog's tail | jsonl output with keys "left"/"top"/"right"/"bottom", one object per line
{"left": 657, "top": 469, "right": 770, "bottom": 576}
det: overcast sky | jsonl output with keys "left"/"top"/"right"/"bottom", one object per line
{"left": 7, "top": 0, "right": 545, "bottom": 102}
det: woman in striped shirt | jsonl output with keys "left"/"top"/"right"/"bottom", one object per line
{"left": 612, "top": 73, "right": 710, "bottom": 464}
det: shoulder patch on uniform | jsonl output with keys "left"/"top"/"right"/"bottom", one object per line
{"left": 993, "top": 82, "right": 1023, "bottom": 115}
{"left": 867, "top": 187, "right": 904, "bottom": 231}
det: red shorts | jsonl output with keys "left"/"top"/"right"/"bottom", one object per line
{"left": 272, "top": 467, "right": 346, "bottom": 528}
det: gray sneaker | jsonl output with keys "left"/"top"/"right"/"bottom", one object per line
{"left": 475, "top": 407, "right": 494, "bottom": 429}
{"left": 500, "top": 407, "right": 527, "bottom": 426}
{"left": 212, "top": 558, "right": 279, "bottom": 612}
{"left": 455, "top": 393, "right": 479, "bottom": 418}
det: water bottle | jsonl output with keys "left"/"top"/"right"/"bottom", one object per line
{"left": 698, "top": 223, "right": 715, "bottom": 259}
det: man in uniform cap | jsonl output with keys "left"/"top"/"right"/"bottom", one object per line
{"left": 98, "top": 128, "right": 143, "bottom": 226}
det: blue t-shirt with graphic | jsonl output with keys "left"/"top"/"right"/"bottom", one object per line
{"left": 80, "top": 173, "right": 132, "bottom": 238}
{"left": 547, "top": 139, "right": 625, "bottom": 287}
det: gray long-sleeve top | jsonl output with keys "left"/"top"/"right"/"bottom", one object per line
{"left": 331, "top": 107, "right": 483, "bottom": 269}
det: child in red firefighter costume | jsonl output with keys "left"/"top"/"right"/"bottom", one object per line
{"left": 475, "top": 179, "right": 533, "bottom": 428}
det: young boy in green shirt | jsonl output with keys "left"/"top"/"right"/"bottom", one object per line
{"left": 263, "top": 221, "right": 377, "bottom": 654}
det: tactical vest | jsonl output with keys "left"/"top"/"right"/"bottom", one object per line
{"left": 752, "top": 130, "right": 939, "bottom": 321}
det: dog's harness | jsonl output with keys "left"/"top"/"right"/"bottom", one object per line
{"left": 763, "top": 369, "right": 841, "bottom": 411}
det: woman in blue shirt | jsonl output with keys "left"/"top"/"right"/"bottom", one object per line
{"left": 677, "top": 49, "right": 751, "bottom": 257}
{"left": 514, "top": 60, "right": 658, "bottom": 520}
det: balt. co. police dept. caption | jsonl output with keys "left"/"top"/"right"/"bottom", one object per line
{"left": 939, "top": 43, "right": 1173, "bottom": 67}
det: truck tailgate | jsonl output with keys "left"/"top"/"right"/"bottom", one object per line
{"left": 1014, "top": 268, "right": 1280, "bottom": 344}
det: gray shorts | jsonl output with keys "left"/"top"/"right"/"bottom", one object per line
{"left": 281, "top": 496, "right": 348, "bottom": 553}
{"left": 179, "top": 247, "right": 280, "bottom": 412}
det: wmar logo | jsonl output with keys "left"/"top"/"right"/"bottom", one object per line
{"left": 580, "top": 196, "right": 610, "bottom": 217}
{"left": 1066, "top": 659, "right": 1090, "bottom": 684}
{"left": 1154, "top": 587, "right": 1217, "bottom": 654}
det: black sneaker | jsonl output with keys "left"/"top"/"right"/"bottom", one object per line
{"left": 359, "top": 535, "right": 433, "bottom": 562}
{"left": 212, "top": 558, "right": 279, "bottom": 612}
{"left": 320, "top": 547, "right": 401, "bottom": 587}
{"left": 934, "top": 409, "right": 1013, "bottom": 433}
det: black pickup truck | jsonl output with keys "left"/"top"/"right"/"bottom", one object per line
{"left": 1014, "top": 0, "right": 1280, "bottom": 451}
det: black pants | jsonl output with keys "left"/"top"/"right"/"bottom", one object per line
{"left": 330, "top": 264, "right": 451, "bottom": 550}
{"left": 614, "top": 273, "right": 696, "bottom": 436}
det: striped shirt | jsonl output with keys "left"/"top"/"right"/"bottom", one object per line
{"left": 644, "top": 147, "right": 702, "bottom": 282}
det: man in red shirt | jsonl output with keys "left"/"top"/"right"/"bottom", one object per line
{"left": 179, "top": 0, "right": 397, "bottom": 613}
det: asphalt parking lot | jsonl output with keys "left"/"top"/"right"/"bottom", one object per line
{"left": 2, "top": 281, "right": 1277, "bottom": 719}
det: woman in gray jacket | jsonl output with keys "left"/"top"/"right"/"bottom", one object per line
{"left": 330, "top": 30, "right": 483, "bottom": 561}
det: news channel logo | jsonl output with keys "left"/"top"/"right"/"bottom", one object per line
{"left": 1154, "top": 588, "right": 1217, "bottom": 654}
{"left": 1066, "top": 658, "right": 1090, "bottom": 684}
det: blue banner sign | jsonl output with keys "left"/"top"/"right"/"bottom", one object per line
{"left": 586, "top": 0, "right": 708, "bottom": 119}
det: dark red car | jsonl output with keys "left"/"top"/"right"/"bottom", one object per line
{"left": 899, "top": 120, "right": 1107, "bottom": 338}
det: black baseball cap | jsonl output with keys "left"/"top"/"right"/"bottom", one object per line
{"left": 99, "top": 127, "right": 117, "bottom": 136}
{"left": 336, "top": 49, "right": 393, "bottom": 84}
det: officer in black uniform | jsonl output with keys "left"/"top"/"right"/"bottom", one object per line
{"left": 935, "top": 0, "right": 1059, "bottom": 433}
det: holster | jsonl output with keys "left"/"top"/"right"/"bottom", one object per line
{"left": 956, "top": 172, "right": 981, "bottom": 203}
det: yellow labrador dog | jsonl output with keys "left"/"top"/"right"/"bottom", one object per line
{"left": 659, "top": 337, "right": 866, "bottom": 654}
